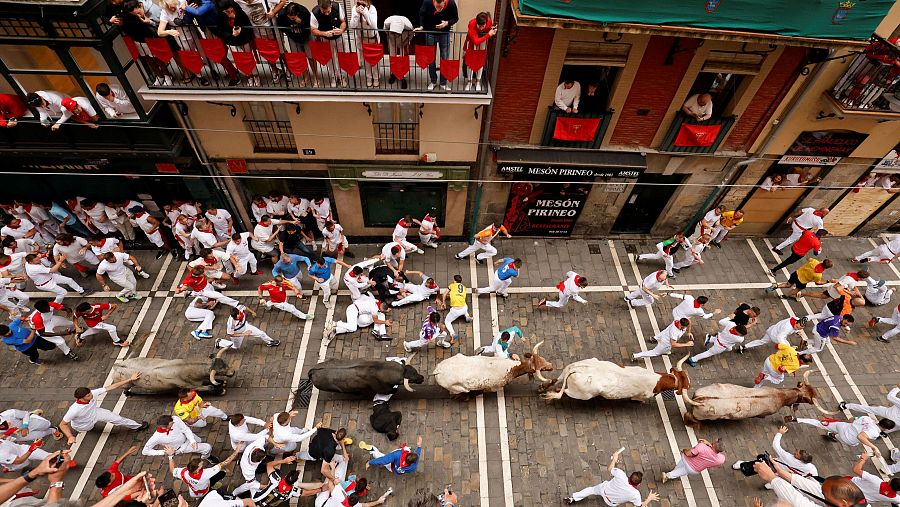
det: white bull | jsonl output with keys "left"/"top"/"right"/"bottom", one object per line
{"left": 432, "top": 341, "right": 552, "bottom": 395}
{"left": 541, "top": 355, "right": 690, "bottom": 402}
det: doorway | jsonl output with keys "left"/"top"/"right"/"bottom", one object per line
{"left": 738, "top": 165, "right": 823, "bottom": 235}
{"left": 611, "top": 174, "right": 684, "bottom": 234}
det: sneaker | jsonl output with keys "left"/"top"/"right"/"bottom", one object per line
{"left": 131, "top": 293, "right": 142, "bottom": 300}
{"left": 402, "top": 342, "right": 411, "bottom": 353}
{"left": 441, "top": 84, "right": 450, "bottom": 91}
{"left": 266, "top": 340, "right": 281, "bottom": 347}
{"left": 427, "top": 243, "right": 438, "bottom": 248}
{"left": 661, "top": 472, "right": 669, "bottom": 484}
{"left": 838, "top": 401, "right": 847, "bottom": 410}
{"left": 783, "top": 415, "right": 797, "bottom": 423}
{"left": 499, "top": 292, "right": 509, "bottom": 299}
{"left": 437, "top": 340, "right": 450, "bottom": 349}
{"left": 370, "top": 329, "right": 382, "bottom": 339}
{"left": 427, "top": 82, "right": 435, "bottom": 90}
{"left": 116, "top": 295, "right": 129, "bottom": 303}
{"left": 66, "top": 351, "right": 79, "bottom": 361}
{"left": 358, "top": 440, "right": 373, "bottom": 451}
{"left": 765, "top": 285, "right": 776, "bottom": 294}
{"left": 475, "top": 257, "right": 485, "bottom": 265}
{"left": 113, "top": 341, "right": 129, "bottom": 348}
{"left": 138, "top": 271, "right": 150, "bottom": 279}
{"left": 416, "top": 248, "right": 424, "bottom": 254}
{"left": 824, "top": 433, "right": 838, "bottom": 442}
{"left": 672, "top": 268, "right": 681, "bottom": 274}
{"left": 28, "top": 358, "right": 42, "bottom": 365}
{"left": 198, "top": 330, "right": 212, "bottom": 339}
{"left": 464, "top": 80, "right": 472, "bottom": 91}
{"left": 454, "top": 253, "right": 464, "bottom": 260}
{"left": 891, "top": 448, "right": 900, "bottom": 463}
{"left": 206, "top": 455, "right": 220, "bottom": 465}
{"left": 564, "top": 498, "right": 575, "bottom": 505}
{"left": 475, "top": 81, "right": 482, "bottom": 91}
{"left": 464, "top": 317, "right": 473, "bottom": 323}
{"left": 135, "top": 421, "right": 150, "bottom": 431}
{"left": 771, "top": 247, "right": 782, "bottom": 255}
{"left": 712, "top": 242, "right": 721, "bottom": 249}
{"left": 630, "top": 354, "right": 638, "bottom": 363}
{"left": 686, "top": 358, "right": 697, "bottom": 368}
{"left": 753, "top": 372, "right": 764, "bottom": 385}
{"left": 191, "top": 330, "right": 203, "bottom": 341}
{"left": 647, "top": 337, "right": 657, "bottom": 344}
{"left": 869, "top": 318, "right": 878, "bottom": 328}
{"left": 735, "top": 345, "right": 745, "bottom": 355}
{"left": 877, "top": 335, "right": 891, "bottom": 343}
{"left": 375, "top": 334, "right": 392, "bottom": 342}
{"left": 731, "top": 461, "right": 744, "bottom": 470}
{"left": 537, "top": 298, "right": 547, "bottom": 307}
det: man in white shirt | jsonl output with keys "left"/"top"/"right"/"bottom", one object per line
{"left": 539, "top": 271, "right": 588, "bottom": 309}
{"left": 741, "top": 316, "right": 806, "bottom": 352}
{"left": 57, "top": 97, "right": 99, "bottom": 131}
{"left": 105, "top": 200, "right": 139, "bottom": 241}
{"left": 391, "top": 271, "right": 439, "bottom": 307}
{"left": 82, "top": 201, "right": 115, "bottom": 234}
{"left": 0, "top": 408, "right": 59, "bottom": 443}
{"left": 554, "top": 80, "right": 580, "bottom": 113}
{"left": 1, "top": 218, "right": 38, "bottom": 242}
{"left": 670, "top": 293, "right": 719, "bottom": 321}
{"left": 391, "top": 216, "right": 423, "bottom": 255}
{"left": 168, "top": 446, "right": 240, "bottom": 499}
{"left": 204, "top": 206, "right": 234, "bottom": 242}
{"left": 59, "top": 374, "right": 147, "bottom": 444}
{"left": 96, "top": 251, "right": 148, "bottom": 302}
{"left": 753, "top": 460, "right": 865, "bottom": 507}
{"left": 226, "top": 232, "right": 258, "bottom": 279}
{"left": 94, "top": 83, "right": 136, "bottom": 117}
{"left": 232, "top": 435, "right": 267, "bottom": 497}
{"left": 565, "top": 447, "right": 659, "bottom": 506}
{"left": 865, "top": 277, "right": 893, "bottom": 306}
{"left": 378, "top": 243, "right": 406, "bottom": 274}
{"left": 310, "top": 197, "right": 333, "bottom": 232}
{"left": 189, "top": 248, "right": 237, "bottom": 287}
{"left": 851, "top": 454, "right": 900, "bottom": 505}
{"left": 415, "top": 213, "right": 439, "bottom": 248}
{"left": 88, "top": 236, "right": 122, "bottom": 256}
{"left": 270, "top": 411, "right": 316, "bottom": 454}
{"left": 0, "top": 438, "right": 50, "bottom": 472}
{"left": 143, "top": 415, "right": 211, "bottom": 458}
{"left": 681, "top": 93, "right": 713, "bottom": 121}
{"left": 625, "top": 270, "right": 669, "bottom": 309}
{"left": 633, "top": 318, "right": 694, "bottom": 360}
{"left": 25, "top": 253, "right": 86, "bottom": 303}
{"left": 190, "top": 219, "right": 227, "bottom": 251}
{"left": 252, "top": 215, "right": 289, "bottom": 264}
{"left": 53, "top": 233, "right": 100, "bottom": 278}
{"left": 343, "top": 262, "right": 376, "bottom": 301}
{"left": 322, "top": 220, "right": 350, "bottom": 255}
{"left": 840, "top": 385, "right": 900, "bottom": 433}
{"left": 732, "top": 426, "right": 817, "bottom": 481}
{"left": 774, "top": 207, "right": 828, "bottom": 254}
{"left": 129, "top": 207, "right": 169, "bottom": 256}
{"left": 219, "top": 305, "right": 280, "bottom": 349}
{"left": 853, "top": 235, "right": 900, "bottom": 264}
{"left": 686, "top": 322, "right": 747, "bottom": 367}
{"left": 673, "top": 234, "right": 711, "bottom": 272}
{"left": 791, "top": 415, "right": 889, "bottom": 458}
{"left": 325, "top": 294, "right": 390, "bottom": 343}
{"left": 25, "top": 91, "right": 67, "bottom": 127}
{"left": 228, "top": 413, "right": 269, "bottom": 450}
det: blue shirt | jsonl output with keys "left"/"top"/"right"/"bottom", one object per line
{"left": 2, "top": 320, "right": 35, "bottom": 352}
{"left": 272, "top": 255, "right": 311, "bottom": 280}
{"left": 308, "top": 257, "right": 336, "bottom": 282}
{"left": 49, "top": 202, "right": 76, "bottom": 226}
{"left": 815, "top": 315, "right": 842, "bottom": 338}
{"left": 497, "top": 258, "right": 519, "bottom": 281}
{"left": 367, "top": 446, "right": 422, "bottom": 475}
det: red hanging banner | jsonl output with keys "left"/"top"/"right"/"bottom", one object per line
{"left": 465, "top": 48, "right": 487, "bottom": 72}
{"left": 309, "top": 41, "right": 332, "bottom": 65}
{"left": 155, "top": 163, "right": 179, "bottom": 174}
{"left": 227, "top": 159, "right": 248, "bottom": 174}
{"left": 198, "top": 38, "right": 227, "bottom": 63}
{"left": 389, "top": 55, "right": 410, "bottom": 79}
{"left": 440, "top": 59, "right": 461, "bottom": 82}
{"left": 673, "top": 123, "right": 723, "bottom": 147}
{"left": 361, "top": 43, "right": 383, "bottom": 67}
{"left": 284, "top": 52, "right": 309, "bottom": 76}
{"left": 414, "top": 44, "right": 435, "bottom": 69}
{"left": 552, "top": 117, "right": 601, "bottom": 141}
{"left": 122, "top": 36, "right": 140, "bottom": 61}
{"left": 231, "top": 51, "right": 257, "bottom": 76}
{"left": 337, "top": 51, "right": 360, "bottom": 76}
{"left": 255, "top": 38, "right": 281, "bottom": 64}
{"left": 178, "top": 50, "right": 204, "bottom": 75}
{"left": 145, "top": 37, "right": 173, "bottom": 64}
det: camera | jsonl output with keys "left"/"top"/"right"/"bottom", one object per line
{"left": 737, "top": 453, "right": 775, "bottom": 477}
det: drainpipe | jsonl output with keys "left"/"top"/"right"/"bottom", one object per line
{"left": 169, "top": 102, "right": 252, "bottom": 230}
{"left": 468, "top": 0, "right": 509, "bottom": 242}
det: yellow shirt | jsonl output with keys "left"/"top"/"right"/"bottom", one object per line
{"left": 795, "top": 259, "right": 824, "bottom": 285}
{"left": 174, "top": 394, "right": 204, "bottom": 421}
{"left": 447, "top": 282, "right": 468, "bottom": 307}
{"left": 768, "top": 343, "right": 800, "bottom": 374}
{"left": 720, "top": 211, "right": 744, "bottom": 228}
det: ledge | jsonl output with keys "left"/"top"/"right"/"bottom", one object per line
{"left": 138, "top": 86, "right": 493, "bottom": 105}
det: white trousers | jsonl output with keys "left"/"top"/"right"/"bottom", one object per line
{"left": 267, "top": 301, "right": 309, "bottom": 320}
{"left": 315, "top": 276, "right": 339, "bottom": 304}
{"left": 638, "top": 246, "right": 674, "bottom": 276}
{"left": 571, "top": 483, "right": 606, "bottom": 502}
{"left": 142, "top": 229, "right": 165, "bottom": 247}
{"left": 634, "top": 340, "right": 672, "bottom": 359}
{"left": 404, "top": 330, "right": 449, "bottom": 350}
{"left": 854, "top": 244, "right": 893, "bottom": 263}
{"left": 673, "top": 251, "right": 698, "bottom": 269}
{"left": 109, "top": 271, "right": 137, "bottom": 298}
{"left": 6, "top": 414, "right": 55, "bottom": 443}
{"left": 392, "top": 292, "right": 428, "bottom": 307}
{"left": 756, "top": 360, "right": 784, "bottom": 388}
{"left": 419, "top": 231, "right": 438, "bottom": 246}
{"left": 478, "top": 273, "right": 512, "bottom": 295}
{"left": 711, "top": 225, "right": 730, "bottom": 243}
{"left": 625, "top": 288, "right": 655, "bottom": 307}
{"left": 41, "top": 334, "right": 71, "bottom": 355}
{"left": 843, "top": 403, "right": 900, "bottom": 432}
{"left": 667, "top": 457, "right": 700, "bottom": 478}
{"left": 233, "top": 254, "right": 257, "bottom": 277}
{"left": 458, "top": 242, "right": 496, "bottom": 260}
{"left": 546, "top": 290, "right": 571, "bottom": 308}
{"left": 396, "top": 239, "right": 418, "bottom": 254}
{"left": 0, "top": 289, "right": 29, "bottom": 312}
{"left": 867, "top": 287, "right": 893, "bottom": 306}
{"left": 173, "top": 441, "right": 212, "bottom": 458}
{"left": 325, "top": 236, "right": 349, "bottom": 252}
{"left": 444, "top": 305, "right": 469, "bottom": 338}
{"left": 191, "top": 287, "right": 240, "bottom": 308}
{"left": 35, "top": 275, "right": 84, "bottom": 303}
{"left": 799, "top": 328, "right": 828, "bottom": 355}
{"left": 796, "top": 418, "right": 858, "bottom": 446}
{"left": 70, "top": 408, "right": 141, "bottom": 433}
{"left": 112, "top": 219, "right": 136, "bottom": 241}
{"left": 224, "top": 324, "right": 273, "bottom": 348}
{"left": 3, "top": 448, "right": 50, "bottom": 472}
{"left": 775, "top": 223, "right": 805, "bottom": 252}
{"left": 186, "top": 405, "right": 228, "bottom": 428}
{"left": 335, "top": 307, "right": 386, "bottom": 335}
{"left": 185, "top": 305, "right": 215, "bottom": 332}
{"left": 744, "top": 329, "right": 790, "bottom": 349}
{"left": 81, "top": 322, "right": 121, "bottom": 344}
{"left": 690, "top": 339, "right": 731, "bottom": 363}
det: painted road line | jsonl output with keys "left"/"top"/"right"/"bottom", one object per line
{"left": 624, "top": 250, "right": 720, "bottom": 507}
{"left": 469, "top": 255, "right": 491, "bottom": 507}
{"left": 608, "top": 241, "right": 699, "bottom": 507}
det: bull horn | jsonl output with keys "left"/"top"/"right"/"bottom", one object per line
{"left": 403, "top": 378, "right": 414, "bottom": 392}
{"left": 214, "top": 347, "right": 228, "bottom": 359}
{"left": 531, "top": 340, "right": 544, "bottom": 356}
{"left": 676, "top": 354, "right": 690, "bottom": 371}
{"left": 680, "top": 390, "right": 697, "bottom": 406}
{"left": 403, "top": 351, "right": 417, "bottom": 363}
{"left": 801, "top": 368, "right": 817, "bottom": 384}
{"left": 209, "top": 370, "right": 221, "bottom": 386}
{"left": 534, "top": 370, "right": 550, "bottom": 383}
{"left": 812, "top": 397, "right": 836, "bottom": 415}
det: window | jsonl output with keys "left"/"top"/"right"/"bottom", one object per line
{"left": 69, "top": 47, "right": 110, "bottom": 72}
{"left": 558, "top": 64, "right": 618, "bottom": 113}
{"left": 372, "top": 102, "right": 419, "bottom": 155}
{"left": 50, "top": 20, "right": 93, "bottom": 39}
{"left": 242, "top": 103, "right": 297, "bottom": 154}
{"left": 11, "top": 74, "right": 84, "bottom": 98}
{"left": 0, "top": 19, "right": 46, "bottom": 38}
{"left": 684, "top": 71, "right": 744, "bottom": 117}
{"left": 0, "top": 46, "right": 66, "bottom": 71}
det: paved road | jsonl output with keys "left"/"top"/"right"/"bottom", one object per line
{"left": 3, "top": 235, "right": 899, "bottom": 506}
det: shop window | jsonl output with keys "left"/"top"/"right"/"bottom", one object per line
{"left": 557, "top": 64, "right": 617, "bottom": 114}
{"left": 0, "top": 45, "right": 66, "bottom": 71}
{"left": 359, "top": 181, "right": 445, "bottom": 227}
{"left": 11, "top": 74, "right": 84, "bottom": 98}
{"left": 242, "top": 103, "right": 297, "bottom": 154}
{"left": 684, "top": 72, "right": 744, "bottom": 117}
{"left": 69, "top": 47, "right": 111, "bottom": 73}
{"left": 372, "top": 103, "right": 419, "bottom": 155}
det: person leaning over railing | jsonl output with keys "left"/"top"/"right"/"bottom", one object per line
{"left": 311, "top": 0, "right": 349, "bottom": 87}
{"left": 237, "top": 0, "right": 287, "bottom": 83}
{"left": 349, "top": 0, "right": 380, "bottom": 87}
{"left": 416, "top": 0, "right": 458, "bottom": 91}
{"left": 276, "top": 2, "right": 317, "bottom": 86}
{"left": 120, "top": 0, "right": 173, "bottom": 86}
{"left": 159, "top": 0, "right": 210, "bottom": 85}
{"left": 183, "top": 0, "right": 241, "bottom": 86}
{"left": 216, "top": 0, "right": 258, "bottom": 85}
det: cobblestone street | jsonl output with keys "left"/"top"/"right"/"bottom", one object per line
{"left": 4, "top": 235, "right": 900, "bottom": 507}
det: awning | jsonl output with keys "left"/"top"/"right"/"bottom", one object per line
{"left": 495, "top": 147, "right": 646, "bottom": 179}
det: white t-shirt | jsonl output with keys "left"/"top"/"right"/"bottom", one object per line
{"left": 596, "top": 468, "right": 642, "bottom": 506}
{"left": 239, "top": 436, "right": 267, "bottom": 480}
{"left": 0, "top": 439, "right": 28, "bottom": 466}
{"left": 190, "top": 228, "right": 219, "bottom": 249}
{"left": 226, "top": 232, "right": 252, "bottom": 258}
{"left": 62, "top": 387, "right": 106, "bottom": 430}
{"left": 52, "top": 237, "right": 89, "bottom": 263}
{"left": 2, "top": 252, "right": 28, "bottom": 274}
{"left": 392, "top": 221, "right": 409, "bottom": 241}
{"left": 671, "top": 294, "right": 712, "bottom": 320}
{"left": 189, "top": 250, "right": 231, "bottom": 272}
{"left": 228, "top": 417, "right": 267, "bottom": 450}
{"left": 134, "top": 214, "right": 157, "bottom": 234}
{"left": 381, "top": 242, "right": 406, "bottom": 261}
{"left": 1, "top": 219, "right": 35, "bottom": 239}
{"left": 97, "top": 252, "right": 130, "bottom": 278}
{"left": 4, "top": 238, "right": 36, "bottom": 256}
{"left": 355, "top": 296, "right": 380, "bottom": 316}
{"left": 715, "top": 326, "right": 744, "bottom": 348}
{"left": 25, "top": 262, "right": 53, "bottom": 285}
{"left": 766, "top": 317, "right": 798, "bottom": 345}
{"left": 852, "top": 470, "right": 900, "bottom": 504}
{"left": 640, "top": 271, "right": 664, "bottom": 292}
{"left": 655, "top": 320, "right": 686, "bottom": 346}
{"left": 90, "top": 238, "right": 121, "bottom": 256}
{"left": 835, "top": 416, "right": 881, "bottom": 446}
{"left": 205, "top": 210, "right": 232, "bottom": 236}
{"left": 794, "top": 208, "right": 824, "bottom": 231}
{"left": 198, "top": 491, "right": 244, "bottom": 507}
{"left": 252, "top": 224, "right": 278, "bottom": 251}
{"left": 310, "top": 199, "right": 332, "bottom": 222}
{"left": 702, "top": 209, "right": 721, "bottom": 228}
{"left": 174, "top": 464, "right": 221, "bottom": 497}
{"left": 287, "top": 199, "right": 309, "bottom": 219}
{"left": 322, "top": 224, "right": 344, "bottom": 245}
{"left": 265, "top": 196, "right": 288, "bottom": 216}
{"left": 683, "top": 94, "right": 713, "bottom": 119}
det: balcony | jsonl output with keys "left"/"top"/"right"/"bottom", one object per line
{"left": 658, "top": 111, "right": 736, "bottom": 153}
{"left": 540, "top": 107, "right": 613, "bottom": 149}
{"left": 133, "top": 26, "right": 493, "bottom": 104}
{"left": 828, "top": 37, "right": 900, "bottom": 117}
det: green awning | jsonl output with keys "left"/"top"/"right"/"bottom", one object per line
{"left": 518, "top": 0, "right": 894, "bottom": 42}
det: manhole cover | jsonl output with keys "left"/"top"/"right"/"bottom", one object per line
{"left": 662, "top": 389, "right": 676, "bottom": 400}
{"left": 294, "top": 379, "right": 313, "bottom": 408}
{"left": 588, "top": 243, "right": 602, "bottom": 254}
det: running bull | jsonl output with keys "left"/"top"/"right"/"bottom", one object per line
{"left": 681, "top": 369, "right": 833, "bottom": 425}
{"left": 541, "top": 355, "right": 690, "bottom": 402}
{"left": 111, "top": 348, "right": 234, "bottom": 395}
{"left": 308, "top": 359, "right": 425, "bottom": 396}
{"left": 432, "top": 341, "right": 552, "bottom": 395}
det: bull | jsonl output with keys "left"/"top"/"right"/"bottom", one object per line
{"left": 541, "top": 355, "right": 691, "bottom": 402}
{"left": 308, "top": 359, "right": 424, "bottom": 396}
{"left": 110, "top": 348, "right": 234, "bottom": 396}
{"left": 432, "top": 341, "right": 552, "bottom": 395}
{"left": 681, "top": 369, "right": 834, "bottom": 425}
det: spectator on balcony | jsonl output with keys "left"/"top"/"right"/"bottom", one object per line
{"left": 94, "top": 83, "right": 136, "bottom": 118}
{"left": 58, "top": 97, "right": 100, "bottom": 131}
{"left": 579, "top": 82, "right": 605, "bottom": 114}
{"left": 183, "top": 0, "right": 241, "bottom": 86}
{"left": 682, "top": 93, "right": 713, "bottom": 121}
{"left": 120, "top": 0, "right": 173, "bottom": 86}
{"left": 349, "top": 0, "right": 380, "bottom": 87}
{"left": 158, "top": 0, "right": 210, "bottom": 86}
{"left": 383, "top": 15, "right": 413, "bottom": 89}
{"left": 217, "top": 0, "right": 258, "bottom": 85}
{"left": 463, "top": 12, "right": 496, "bottom": 92}
{"left": 276, "top": 2, "right": 317, "bottom": 87}
{"left": 554, "top": 80, "right": 580, "bottom": 113}
{"left": 25, "top": 91, "right": 67, "bottom": 129}
{"left": 104, "top": 0, "right": 160, "bottom": 26}
{"left": 311, "top": 0, "right": 348, "bottom": 88}
{"left": 0, "top": 94, "right": 26, "bottom": 128}
{"left": 236, "top": 0, "right": 287, "bottom": 83}
{"left": 417, "top": 0, "right": 458, "bottom": 91}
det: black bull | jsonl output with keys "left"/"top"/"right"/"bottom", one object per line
{"left": 308, "top": 360, "right": 425, "bottom": 396}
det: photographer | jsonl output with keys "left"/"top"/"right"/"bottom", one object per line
{"left": 732, "top": 426, "right": 817, "bottom": 488}
{"left": 753, "top": 460, "right": 865, "bottom": 507}
{"left": 0, "top": 450, "right": 74, "bottom": 506}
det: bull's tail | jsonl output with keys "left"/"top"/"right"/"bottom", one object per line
{"left": 540, "top": 369, "right": 573, "bottom": 401}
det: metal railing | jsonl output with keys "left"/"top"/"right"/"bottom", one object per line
{"left": 830, "top": 38, "right": 900, "bottom": 112}
{"left": 658, "top": 111, "right": 736, "bottom": 153}
{"left": 540, "top": 107, "right": 613, "bottom": 149}
{"left": 243, "top": 118, "right": 296, "bottom": 153}
{"left": 373, "top": 122, "right": 419, "bottom": 154}
{"left": 128, "top": 26, "right": 492, "bottom": 94}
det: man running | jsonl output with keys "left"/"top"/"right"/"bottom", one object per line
{"left": 60, "top": 375, "right": 147, "bottom": 444}
{"left": 565, "top": 447, "right": 659, "bottom": 505}
{"left": 258, "top": 275, "right": 312, "bottom": 321}
{"left": 455, "top": 223, "right": 510, "bottom": 264}
{"left": 637, "top": 233, "right": 690, "bottom": 277}
{"left": 840, "top": 385, "right": 900, "bottom": 433}
{"left": 686, "top": 322, "right": 747, "bottom": 367}
{"left": 766, "top": 257, "right": 833, "bottom": 301}
{"left": 753, "top": 343, "right": 811, "bottom": 388}
{"left": 625, "top": 270, "right": 670, "bottom": 309}
{"left": 475, "top": 257, "right": 522, "bottom": 298}
{"left": 870, "top": 303, "right": 900, "bottom": 343}
{"left": 632, "top": 318, "right": 693, "bottom": 361}
{"left": 218, "top": 306, "right": 281, "bottom": 349}
{"left": 441, "top": 274, "right": 472, "bottom": 344}
{"left": 770, "top": 229, "right": 828, "bottom": 274}
{"left": 539, "top": 271, "right": 588, "bottom": 309}
{"left": 741, "top": 316, "right": 806, "bottom": 352}
{"left": 773, "top": 207, "right": 828, "bottom": 255}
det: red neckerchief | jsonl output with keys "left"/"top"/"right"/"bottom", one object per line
{"left": 314, "top": 199, "right": 324, "bottom": 205}
{"left": 656, "top": 271, "right": 665, "bottom": 281}
{"left": 507, "top": 262, "right": 517, "bottom": 270}
{"left": 156, "top": 426, "right": 171, "bottom": 434}
{"left": 22, "top": 204, "right": 32, "bottom": 213}
{"left": 423, "top": 214, "right": 433, "bottom": 222}
{"left": 99, "top": 239, "right": 107, "bottom": 247}
{"left": 845, "top": 272, "right": 859, "bottom": 281}
{"left": 254, "top": 202, "right": 266, "bottom": 208}
{"left": 879, "top": 482, "right": 897, "bottom": 498}
{"left": 187, "top": 468, "right": 203, "bottom": 479}
{"left": 8, "top": 224, "right": 19, "bottom": 230}
{"left": 627, "top": 479, "right": 639, "bottom": 490}
{"left": 814, "top": 264, "right": 825, "bottom": 273}
{"left": 397, "top": 218, "right": 408, "bottom": 228}
{"left": 693, "top": 300, "right": 702, "bottom": 308}
{"left": 729, "top": 328, "right": 742, "bottom": 336}
{"left": 674, "top": 321, "right": 683, "bottom": 329}
{"left": 813, "top": 210, "right": 825, "bottom": 217}
{"left": 183, "top": 390, "right": 197, "bottom": 403}
{"left": 574, "top": 275, "right": 584, "bottom": 287}
{"left": 277, "top": 478, "right": 293, "bottom": 494}
{"left": 199, "top": 228, "right": 212, "bottom": 233}
{"left": 789, "top": 318, "right": 797, "bottom": 326}
{"left": 204, "top": 258, "right": 217, "bottom": 265}
{"left": 75, "top": 398, "right": 90, "bottom": 405}
{"left": 235, "top": 310, "right": 245, "bottom": 323}
{"left": 399, "top": 444, "right": 411, "bottom": 467}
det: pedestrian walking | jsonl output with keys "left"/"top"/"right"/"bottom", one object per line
{"left": 24, "top": 253, "right": 86, "bottom": 303}
{"left": 59, "top": 374, "right": 147, "bottom": 444}
{"left": 742, "top": 316, "right": 806, "bottom": 351}
{"left": 753, "top": 343, "right": 811, "bottom": 388}
{"left": 475, "top": 257, "right": 522, "bottom": 298}
{"left": 258, "top": 275, "right": 312, "bottom": 321}
{"left": 96, "top": 251, "right": 148, "bottom": 302}
{"left": 638, "top": 233, "right": 690, "bottom": 277}
{"left": 74, "top": 301, "right": 127, "bottom": 347}
{"left": 624, "top": 270, "right": 670, "bottom": 309}
{"left": 455, "top": 223, "right": 510, "bottom": 264}
{"left": 538, "top": 271, "right": 588, "bottom": 309}
{"left": 564, "top": 447, "right": 660, "bottom": 506}
{"left": 174, "top": 388, "right": 228, "bottom": 429}
{"left": 661, "top": 438, "right": 725, "bottom": 483}
{"left": 441, "top": 274, "right": 472, "bottom": 344}
{"left": 766, "top": 257, "right": 833, "bottom": 301}
{"left": 773, "top": 207, "right": 828, "bottom": 254}
{"left": 770, "top": 229, "right": 828, "bottom": 274}
{"left": 218, "top": 306, "right": 280, "bottom": 349}
{"left": 685, "top": 323, "right": 747, "bottom": 367}
{"left": 142, "top": 415, "right": 212, "bottom": 459}
{"left": 632, "top": 318, "right": 694, "bottom": 360}
{"left": 402, "top": 306, "right": 450, "bottom": 352}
